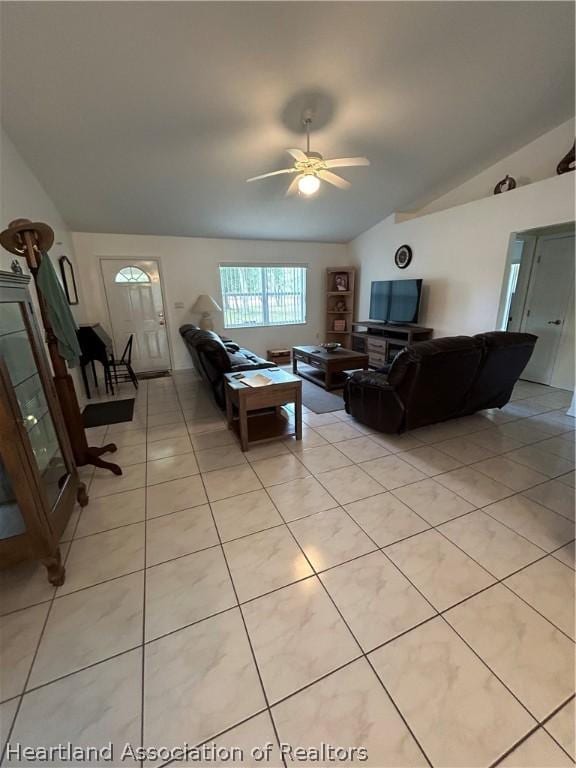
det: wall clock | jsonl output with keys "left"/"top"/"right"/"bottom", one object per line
{"left": 394, "top": 244, "right": 412, "bottom": 269}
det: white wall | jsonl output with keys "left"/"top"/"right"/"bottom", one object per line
{"left": 411, "top": 119, "right": 575, "bottom": 216}
{"left": 349, "top": 173, "right": 575, "bottom": 342}
{"left": 71, "top": 232, "right": 349, "bottom": 369}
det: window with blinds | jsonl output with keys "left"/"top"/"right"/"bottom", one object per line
{"left": 219, "top": 265, "right": 307, "bottom": 328}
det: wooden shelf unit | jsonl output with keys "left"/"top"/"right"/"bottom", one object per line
{"left": 325, "top": 268, "right": 356, "bottom": 348}
{"left": 351, "top": 320, "right": 433, "bottom": 368}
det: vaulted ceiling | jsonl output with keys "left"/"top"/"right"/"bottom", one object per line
{"left": 2, "top": 2, "right": 574, "bottom": 242}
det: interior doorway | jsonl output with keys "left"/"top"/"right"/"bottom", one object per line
{"left": 100, "top": 259, "right": 171, "bottom": 374}
{"left": 499, "top": 223, "right": 575, "bottom": 389}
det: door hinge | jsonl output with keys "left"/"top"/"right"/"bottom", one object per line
{"left": 536, "top": 255, "right": 541, "bottom": 264}
{"left": 526, "top": 309, "right": 531, "bottom": 317}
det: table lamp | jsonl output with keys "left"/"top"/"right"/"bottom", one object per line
{"left": 192, "top": 294, "right": 222, "bottom": 331}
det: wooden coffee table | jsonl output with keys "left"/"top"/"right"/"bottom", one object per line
{"left": 224, "top": 368, "right": 302, "bottom": 451}
{"left": 292, "top": 345, "right": 369, "bottom": 391}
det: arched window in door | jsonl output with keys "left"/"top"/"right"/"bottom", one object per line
{"left": 114, "top": 266, "right": 151, "bottom": 284}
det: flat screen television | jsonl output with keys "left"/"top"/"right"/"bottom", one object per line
{"left": 369, "top": 279, "right": 422, "bottom": 324}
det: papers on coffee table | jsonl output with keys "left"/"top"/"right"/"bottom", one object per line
{"left": 242, "top": 373, "right": 273, "bottom": 388}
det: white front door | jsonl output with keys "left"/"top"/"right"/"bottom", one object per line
{"left": 521, "top": 234, "right": 575, "bottom": 385}
{"left": 100, "top": 259, "right": 170, "bottom": 373}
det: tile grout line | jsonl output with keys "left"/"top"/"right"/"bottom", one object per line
{"left": 139, "top": 380, "right": 149, "bottom": 767}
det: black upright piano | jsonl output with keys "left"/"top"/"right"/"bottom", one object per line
{"left": 77, "top": 324, "right": 115, "bottom": 399}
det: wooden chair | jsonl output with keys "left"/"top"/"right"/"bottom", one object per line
{"left": 110, "top": 335, "right": 138, "bottom": 390}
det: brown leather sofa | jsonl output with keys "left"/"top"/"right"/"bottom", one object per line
{"left": 343, "top": 332, "right": 537, "bottom": 433}
{"left": 179, "top": 324, "right": 276, "bottom": 407}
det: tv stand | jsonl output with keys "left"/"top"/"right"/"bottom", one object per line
{"left": 351, "top": 321, "right": 433, "bottom": 368}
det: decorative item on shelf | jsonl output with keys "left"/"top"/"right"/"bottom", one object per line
{"left": 394, "top": 244, "right": 412, "bottom": 269}
{"left": 10, "top": 259, "right": 23, "bottom": 275}
{"left": 493, "top": 174, "right": 516, "bottom": 194}
{"left": 333, "top": 319, "right": 346, "bottom": 332}
{"left": 58, "top": 255, "right": 79, "bottom": 305}
{"left": 334, "top": 273, "right": 349, "bottom": 291}
{"left": 267, "top": 348, "right": 291, "bottom": 365}
{"left": 557, "top": 143, "right": 575, "bottom": 175}
{"left": 333, "top": 299, "right": 347, "bottom": 312}
{"left": 192, "top": 294, "right": 222, "bottom": 331}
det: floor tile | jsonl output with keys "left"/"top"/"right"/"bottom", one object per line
{"left": 190, "top": 428, "right": 237, "bottom": 451}
{"left": 146, "top": 475, "right": 207, "bottom": 518}
{"left": 439, "top": 510, "right": 545, "bottom": 578}
{"left": 144, "top": 610, "right": 265, "bottom": 752}
{"left": 435, "top": 466, "right": 514, "bottom": 507}
{"left": 506, "top": 445, "right": 574, "bottom": 478}
{"left": 75, "top": 488, "right": 145, "bottom": 538}
{"left": 147, "top": 422, "right": 188, "bottom": 443}
{"left": 345, "top": 492, "right": 429, "bottom": 546}
{"left": 505, "top": 556, "right": 575, "bottom": 638}
{"left": 523, "top": 479, "right": 575, "bottom": 520}
{"left": 321, "top": 551, "right": 435, "bottom": 651}
{"left": 538, "top": 436, "right": 576, "bottom": 462}
{"left": 302, "top": 412, "right": 342, "bottom": 428}
{"left": 558, "top": 469, "right": 576, "bottom": 487}
{"left": 146, "top": 505, "right": 218, "bottom": 566}
{"left": 146, "top": 435, "right": 193, "bottom": 461}
{"left": 203, "top": 464, "right": 263, "bottom": 501}
{"left": 314, "top": 422, "right": 365, "bottom": 443}
{"left": 242, "top": 578, "right": 359, "bottom": 703}
{"left": 0, "top": 698, "right": 18, "bottom": 757}
{"left": 59, "top": 523, "right": 145, "bottom": 595}
{"left": 385, "top": 529, "right": 495, "bottom": 611}
{"left": 282, "top": 427, "right": 328, "bottom": 453}
{"left": 399, "top": 445, "right": 463, "bottom": 476}
{"left": 332, "top": 436, "right": 390, "bottom": 463}
{"left": 298, "top": 445, "right": 352, "bottom": 474}
{"left": 212, "top": 489, "right": 283, "bottom": 541}
{"left": 109, "top": 442, "right": 147, "bottom": 467}
{"left": 196, "top": 711, "right": 282, "bottom": 767}
{"left": 90, "top": 463, "right": 146, "bottom": 498}
{"left": 289, "top": 507, "right": 375, "bottom": 571}
{"left": 497, "top": 420, "right": 553, "bottom": 444}
{"left": 370, "top": 432, "right": 424, "bottom": 453}
{"left": 553, "top": 541, "right": 575, "bottom": 569}
{"left": 370, "top": 617, "right": 534, "bottom": 768}
{"left": 146, "top": 410, "right": 184, "bottom": 428}
{"left": 196, "top": 444, "right": 247, "bottom": 473}
{"left": 360, "top": 455, "right": 427, "bottom": 490}
{"left": 499, "top": 726, "right": 573, "bottom": 767}
{"left": 10, "top": 650, "right": 141, "bottom": 766}
{"left": 0, "top": 603, "right": 49, "bottom": 702}
{"left": 484, "top": 495, "right": 575, "bottom": 551}
{"left": 186, "top": 416, "right": 228, "bottom": 435}
{"left": 110, "top": 429, "right": 147, "bottom": 448}
{"left": 267, "top": 476, "right": 338, "bottom": 522}
{"left": 272, "top": 658, "right": 427, "bottom": 767}
{"left": 471, "top": 457, "right": 549, "bottom": 491}
{"left": 435, "top": 436, "right": 496, "bottom": 464}
{"left": 467, "top": 428, "right": 524, "bottom": 454}
{"left": 146, "top": 453, "right": 200, "bottom": 485}
{"left": 545, "top": 698, "right": 575, "bottom": 761}
{"left": 145, "top": 547, "right": 236, "bottom": 641}
{"left": 315, "top": 464, "right": 385, "bottom": 505}
{"left": 224, "top": 526, "right": 313, "bottom": 601}
{"left": 250, "top": 454, "right": 309, "bottom": 487}
{"left": 244, "top": 441, "right": 290, "bottom": 461}
{"left": 445, "top": 585, "right": 575, "bottom": 720}
{"left": 0, "top": 560, "right": 56, "bottom": 616}
{"left": 392, "top": 478, "right": 475, "bottom": 525}
{"left": 29, "top": 572, "right": 143, "bottom": 688}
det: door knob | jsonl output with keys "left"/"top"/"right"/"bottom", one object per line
{"left": 547, "top": 320, "right": 562, "bottom": 325}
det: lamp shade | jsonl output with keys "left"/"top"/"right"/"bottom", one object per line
{"left": 192, "top": 294, "right": 222, "bottom": 313}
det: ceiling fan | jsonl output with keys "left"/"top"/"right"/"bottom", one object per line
{"left": 247, "top": 117, "right": 369, "bottom": 197}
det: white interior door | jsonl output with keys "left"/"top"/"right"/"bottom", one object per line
{"left": 521, "top": 234, "right": 575, "bottom": 385}
{"left": 100, "top": 259, "right": 170, "bottom": 373}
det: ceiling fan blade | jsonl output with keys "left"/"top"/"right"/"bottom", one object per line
{"left": 324, "top": 157, "right": 370, "bottom": 169}
{"left": 285, "top": 175, "right": 301, "bottom": 197}
{"left": 318, "top": 170, "right": 351, "bottom": 190}
{"left": 247, "top": 168, "right": 296, "bottom": 182}
{"left": 287, "top": 148, "right": 308, "bottom": 162}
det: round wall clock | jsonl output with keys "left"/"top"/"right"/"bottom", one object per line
{"left": 394, "top": 244, "right": 412, "bottom": 269}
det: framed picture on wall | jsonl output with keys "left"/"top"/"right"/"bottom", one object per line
{"left": 58, "top": 255, "right": 79, "bottom": 305}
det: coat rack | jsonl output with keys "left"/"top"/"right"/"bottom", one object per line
{"left": 0, "top": 218, "right": 121, "bottom": 475}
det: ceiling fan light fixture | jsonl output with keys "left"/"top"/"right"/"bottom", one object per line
{"left": 298, "top": 173, "right": 321, "bottom": 196}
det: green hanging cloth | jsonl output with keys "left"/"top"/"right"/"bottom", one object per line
{"left": 36, "top": 253, "right": 82, "bottom": 367}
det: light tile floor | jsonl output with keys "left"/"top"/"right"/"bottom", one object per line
{"left": 1, "top": 373, "right": 574, "bottom": 767}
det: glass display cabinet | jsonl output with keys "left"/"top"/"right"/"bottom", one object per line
{"left": 0, "top": 271, "right": 87, "bottom": 585}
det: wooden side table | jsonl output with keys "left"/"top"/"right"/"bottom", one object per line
{"left": 224, "top": 368, "right": 302, "bottom": 451}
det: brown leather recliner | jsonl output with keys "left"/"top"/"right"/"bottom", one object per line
{"left": 343, "top": 332, "right": 537, "bottom": 433}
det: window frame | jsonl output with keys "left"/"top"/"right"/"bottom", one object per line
{"left": 219, "top": 263, "right": 308, "bottom": 330}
